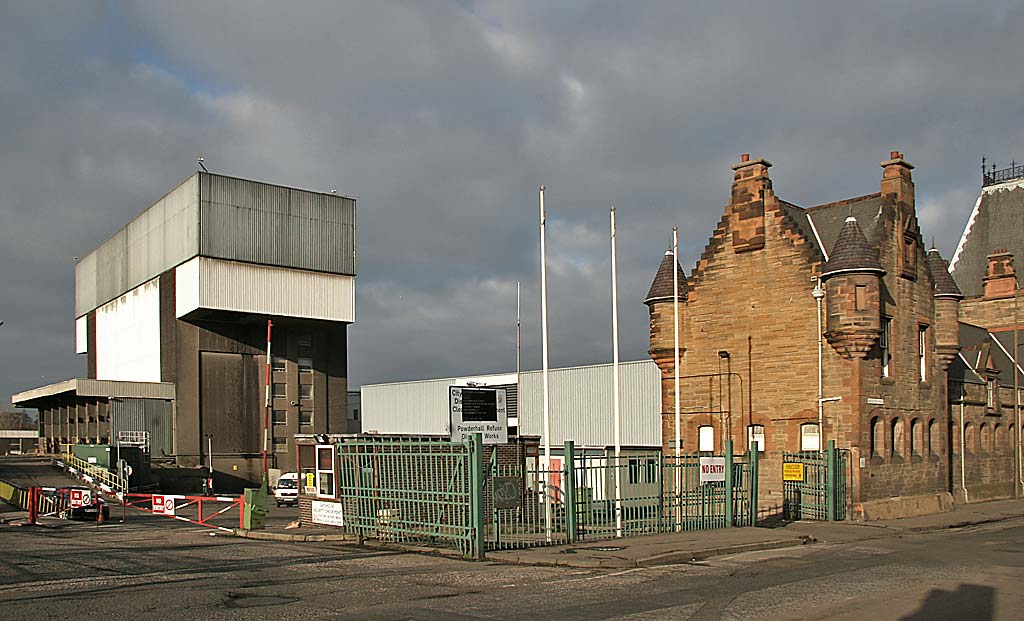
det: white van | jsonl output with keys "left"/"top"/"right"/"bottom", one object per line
{"left": 274, "top": 472, "right": 299, "bottom": 507}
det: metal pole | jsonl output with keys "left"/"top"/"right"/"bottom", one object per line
{"left": 263, "top": 319, "right": 273, "bottom": 477}
{"left": 208, "top": 435, "right": 214, "bottom": 495}
{"left": 673, "top": 227, "right": 681, "bottom": 531}
{"left": 539, "top": 185, "right": 552, "bottom": 542}
{"left": 1015, "top": 283, "right": 1021, "bottom": 496}
{"left": 610, "top": 207, "right": 623, "bottom": 538}
{"left": 813, "top": 278, "right": 825, "bottom": 450}
{"left": 516, "top": 281, "right": 521, "bottom": 402}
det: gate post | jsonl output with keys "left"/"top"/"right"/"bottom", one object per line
{"left": 563, "top": 441, "right": 578, "bottom": 543}
{"left": 28, "top": 486, "right": 38, "bottom": 525}
{"left": 724, "top": 440, "right": 734, "bottom": 527}
{"left": 826, "top": 440, "right": 837, "bottom": 521}
{"left": 468, "top": 433, "right": 485, "bottom": 560}
{"left": 749, "top": 448, "right": 759, "bottom": 526}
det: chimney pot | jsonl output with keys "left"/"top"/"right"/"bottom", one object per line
{"left": 890, "top": 150, "right": 900, "bottom": 160}
{"left": 741, "top": 153, "right": 750, "bottom": 163}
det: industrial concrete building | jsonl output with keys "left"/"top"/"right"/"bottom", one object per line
{"left": 13, "top": 172, "right": 356, "bottom": 489}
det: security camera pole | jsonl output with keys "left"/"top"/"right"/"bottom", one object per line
{"left": 263, "top": 319, "right": 273, "bottom": 483}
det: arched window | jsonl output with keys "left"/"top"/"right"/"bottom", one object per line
{"left": 910, "top": 418, "right": 923, "bottom": 457}
{"left": 698, "top": 425, "right": 715, "bottom": 452}
{"left": 891, "top": 418, "right": 905, "bottom": 459}
{"left": 980, "top": 423, "right": 990, "bottom": 455}
{"left": 995, "top": 424, "right": 1004, "bottom": 453}
{"left": 927, "top": 419, "right": 938, "bottom": 457}
{"left": 871, "top": 417, "right": 883, "bottom": 458}
{"left": 747, "top": 425, "right": 766, "bottom": 453}
{"left": 964, "top": 423, "right": 975, "bottom": 455}
{"left": 800, "top": 423, "right": 821, "bottom": 452}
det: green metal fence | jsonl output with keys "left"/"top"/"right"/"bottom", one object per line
{"left": 333, "top": 436, "right": 479, "bottom": 556}
{"left": 782, "top": 440, "right": 848, "bottom": 521}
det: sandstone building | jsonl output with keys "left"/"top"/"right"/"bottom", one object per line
{"left": 645, "top": 151, "right": 981, "bottom": 519}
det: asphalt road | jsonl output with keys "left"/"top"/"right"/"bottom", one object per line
{"left": 0, "top": 515, "right": 1021, "bottom": 620}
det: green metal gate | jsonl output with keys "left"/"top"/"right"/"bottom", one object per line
{"left": 782, "top": 440, "right": 848, "bottom": 521}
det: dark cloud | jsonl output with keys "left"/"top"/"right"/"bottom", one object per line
{"left": 3, "top": 1, "right": 1024, "bottom": 405}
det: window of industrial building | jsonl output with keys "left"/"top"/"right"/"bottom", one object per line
{"left": 910, "top": 418, "right": 922, "bottom": 458}
{"left": 918, "top": 325, "right": 928, "bottom": 382}
{"left": 299, "top": 409, "right": 313, "bottom": 427}
{"left": 891, "top": 418, "right": 904, "bottom": 459}
{"left": 880, "top": 317, "right": 892, "bottom": 377}
{"left": 316, "top": 445, "right": 335, "bottom": 498}
{"left": 271, "top": 355, "right": 286, "bottom": 372}
{"left": 351, "top": 408, "right": 359, "bottom": 421}
{"left": 272, "top": 382, "right": 286, "bottom": 399}
{"left": 298, "top": 444, "right": 315, "bottom": 494}
{"left": 800, "top": 423, "right": 820, "bottom": 452}
{"left": 273, "top": 437, "right": 288, "bottom": 454}
{"left": 272, "top": 410, "right": 287, "bottom": 426}
{"left": 747, "top": 425, "right": 765, "bottom": 452}
{"left": 698, "top": 426, "right": 714, "bottom": 452}
{"left": 298, "top": 357, "right": 313, "bottom": 373}
{"left": 300, "top": 384, "right": 313, "bottom": 401}
{"left": 628, "top": 458, "right": 657, "bottom": 484}
{"left": 855, "top": 285, "right": 867, "bottom": 311}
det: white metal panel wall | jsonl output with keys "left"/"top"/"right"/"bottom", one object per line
{"left": 75, "top": 315, "right": 88, "bottom": 354}
{"left": 94, "top": 278, "right": 161, "bottom": 382}
{"left": 176, "top": 257, "right": 355, "bottom": 322}
{"left": 75, "top": 175, "right": 199, "bottom": 317}
{"left": 518, "top": 360, "right": 661, "bottom": 447}
{"left": 360, "top": 360, "right": 661, "bottom": 447}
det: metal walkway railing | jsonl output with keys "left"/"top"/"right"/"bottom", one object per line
{"left": 60, "top": 451, "right": 127, "bottom": 496}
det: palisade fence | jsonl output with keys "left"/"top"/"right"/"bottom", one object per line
{"left": 328, "top": 436, "right": 758, "bottom": 558}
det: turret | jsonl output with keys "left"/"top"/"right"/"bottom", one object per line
{"left": 645, "top": 250, "right": 687, "bottom": 370}
{"left": 926, "top": 248, "right": 962, "bottom": 370}
{"left": 821, "top": 216, "right": 886, "bottom": 359}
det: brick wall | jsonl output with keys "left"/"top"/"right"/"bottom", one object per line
{"left": 960, "top": 296, "right": 1022, "bottom": 331}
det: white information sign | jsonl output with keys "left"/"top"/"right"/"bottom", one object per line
{"left": 449, "top": 387, "right": 508, "bottom": 444}
{"left": 311, "top": 500, "right": 345, "bottom": 527}
{"left": 698, "top": 457, "right": 727, "bottom": 484}
{"left": 152, "top": 494, "right": 176, "bottom": 516}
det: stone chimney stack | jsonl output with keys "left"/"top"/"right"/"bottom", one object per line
{"left": 880, "top": 150, "right": 915, "bottom": 206}
{"left": 983, "top": 250, "right": 1017, "bottom": 300}
{"left": 926, "top": 248, "right": 963, "bottom": 370}
{"left": 729, "top": 154, "right": 773, "bottom": 253}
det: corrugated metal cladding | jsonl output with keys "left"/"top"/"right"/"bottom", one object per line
{"left": 188, "top": 257, "right": 355, "bottom": 322}
{"left": 76, "top": 379, "right": 176, "bottom": 400}
{"left": 109, "top": 398, "right": 173, "bottom": 456}
{"left": 199, "top": 173, "right": 356, "bottom": 276}
{"left": 76, "top": 175, "right": 200, "bottom": 317}
{"left": 360, "top": 360, "right": 661, "bottom": 447}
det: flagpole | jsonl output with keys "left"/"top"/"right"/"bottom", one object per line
{"left": 539, "top": 185, "right": 552, "bottom": 542}
{"left": 611, "top": 207, "right": 623, "bottom": 538}
{"left": 673, "top": 227, "right": 681, "bottom": 530}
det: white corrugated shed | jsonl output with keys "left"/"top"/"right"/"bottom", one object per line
{"left": 361, "top": 360, "right": 661, "bottom": 447}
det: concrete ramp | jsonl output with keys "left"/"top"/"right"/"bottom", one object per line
{"left": 0, "top": 455, "right": 87, "bottom": 489}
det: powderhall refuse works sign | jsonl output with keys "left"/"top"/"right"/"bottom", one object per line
{"left": 449, "top": 386, "right": 508, "bottom": 444}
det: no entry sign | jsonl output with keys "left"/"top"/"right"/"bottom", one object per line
{"left": 699, "top": 457, "right": 726, "bottom": 484}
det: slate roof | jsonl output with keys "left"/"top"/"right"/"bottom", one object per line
{"left": 644, "top": 250, "right": 687, "bottom": 305}
{"left": 805, "top": 194, "right": 883, "bottom": 259}
{"left": 821, "top": 216, "right": 884, "bottom": 278}
{"left": 951, "top": 322, "right": 1024, "bottom": 387}
{"left": 926, "top": 248, "right": 962, "bottom": 298}
{"left": 950, "top": 182, "right": 1024, "bottom": 298}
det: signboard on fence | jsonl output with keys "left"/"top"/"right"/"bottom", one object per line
{"left": 783, "top": 462, "right": 805, "bottom": 482}
{"left": 449, "top": 387, "right": 508, "bottom": 444}
{"left": 493, "top": 476, "right": 522, "bottom": 509}
{"left": 70, "top": 489, "right": 90, "bottom": 508}
{"left": 152, "top": 494, "right": 176, "bottom": 516}
{"left": 699, "top": 457, "right": 726, "bottom": 484}
{"left": 311, "top": 500, "right": 344, "bottom": 527}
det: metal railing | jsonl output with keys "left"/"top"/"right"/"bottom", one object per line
{"left": 782, "top": 441, "right": 848, "bottom": 521}
{"left": 61, "top": 450, "right": 127, "bottom": 495}
{"left": 983, "top": 161, "right": 1024, "bottom": 187}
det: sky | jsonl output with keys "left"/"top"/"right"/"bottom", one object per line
{"left": 2, "top": 1, "right": 1024, "bottom": 408}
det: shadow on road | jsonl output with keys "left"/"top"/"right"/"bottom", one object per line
{"left": 900, "top": 584, "right": 995, "bottom": 620}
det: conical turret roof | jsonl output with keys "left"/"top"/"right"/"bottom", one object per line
{"left": 821, "top": 216, "right": 884, "bottom": 278}
{"left": 927, "top": 248, "right": 963, "bottom": 298}
{"left": 644, "top": 250, "right": 687, "bottom": 305}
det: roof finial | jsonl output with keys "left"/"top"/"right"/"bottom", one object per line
{"left": 931, "top": 236, "right": 936, "bottom": 251}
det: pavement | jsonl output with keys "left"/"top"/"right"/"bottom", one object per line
{"left": 230, "top": 497, "right": 1024, "bottom": 568}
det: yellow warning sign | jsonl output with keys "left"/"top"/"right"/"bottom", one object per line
{"left": 783, "top": 462, "right": 805, "bottom": 482}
